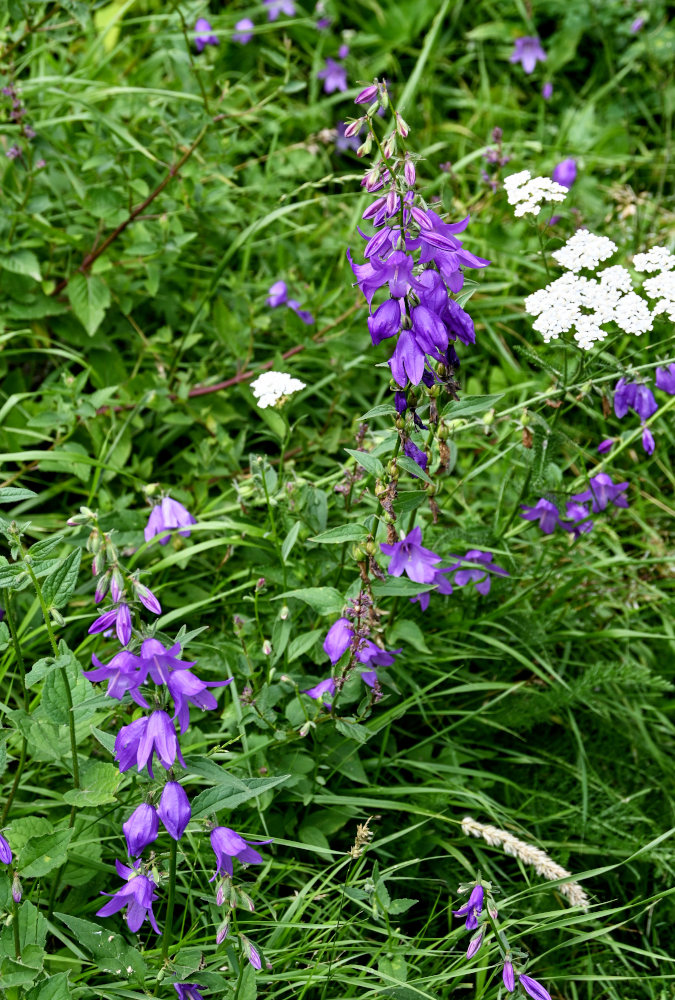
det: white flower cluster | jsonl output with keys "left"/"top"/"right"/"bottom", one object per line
{"left": 525, "top": 232, "right": 655, "bottom": 349}
{"left": 635, "top": 247, "right": 675, "bottom": 320}
{"left": 250, "top": 371, "right": 306, "bottom": 409}
{"left": 632, "top": 245, "right": 675, "bottom": 273}
{"left": 504, "top": 170, "right": 568, "bottom": 217}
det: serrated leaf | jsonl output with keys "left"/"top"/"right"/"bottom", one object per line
{"left": 442, "top": 393, "right": 504, "bottom": 420}
{"left": 27, "top": 972, "right": 73, "bottom": 1000}
{"left": 67, "top": 273, "right": 111, "bottom": 336}
{"left": 344, "top": 448, "right": 385, "bottom": 477}
{"left": 309, "top": 524, "right": 367, "bottom": 544}
{"left": 25, "top": 655, "right": 57, "bottom": 689}
{"left": 0, "top": 250, "right": 42, "bottom": 282}
{"left": 41, "top": 548, "right": 81, "bottom": 609}
{"left": 190, "top": 774, "right": 290, "bottom": 819}
{"left": 274, "top": 587, "right": 344, "bottom": 615}
{"left": 0, "top": 487, "right": 38, "bottom": 503}
{"left": 19, "top": 829, "right": 73, "bottom": 878}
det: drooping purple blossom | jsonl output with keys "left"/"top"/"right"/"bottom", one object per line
{"left": 114, "top": 711, "right": 185, "bottom": 778}
{"left": 287, "top": 299, "right": 314, "bottom": 324}
{"left": 338, "top": 44, "right": 349, "bottom": 59}
{"left": 174, "top": 984, "right": 206, "bottom": 1000}
{"left": 88, "top": 603, "right": 132, "bottom": 645}
{"left": 97, "top": 859, "right": 160, "bottom": 933}
{"left": 123, "top": 802, "right": 159, "bottom": 857}
{"left": 267, "top": 280, "right": 288, "bottom": 307}
{"left": 84, "top": 649, "right": 149, "bottom": 707}
{"left": 317, "top": 58, "right": 347, "bottom": 94}
{"left": 564, "top": 502, "right": 593, "bottom": 538}
{"left": 209, "top": 827, "right": 270, "bottom": 880}
{"left": 641, "top": 424, "right": 655, "bottom": 455}
{"left": 0, "top": 833, "right": 12, "bottom": 864}
{"left": 572, "top": 473, "right": 629, "bottom": 513}
{"left": 613, "top": 378, "right": 657, "bottom": 421}
{"left": 656, "top": 363, "right": 675, "bottom": 394}
{"left": 453, "top": 884, "right": 484, "bottom": 930}
{"left": 450, "top": 550, "right": 509, "bottom": 595}
{"left": 403, "top": 439, "right": 428, "bottom": 473}
{"left": 380, "top": 525, "right": 442, "bottom": 584}
{"left": 195, "top": 18, "right": 219, "bottom": 52}
{"left": 519, "top": 975, "right": 552, "bottom": 1000}
{"left": 303, "top": 676, "right": 336, "bottom": 705}
{"left": 410, "top": 567, "right": 454, "bottom": 612}
{"left": 520, "top": 498, "right": 566, "bottom": 535}
{"left": 510, "top": 36, "right": 547, "bottom": 74}
{"left": 232, "top": 18, "right": 254, "bottom": 44}
{"left": 158, "top": 782, "right": 191, "bottom": 841}
{"left": 264, "top": 0, "right": 295, "bottom": 20}
{"left": 552, "top": 158, "right": 576, "bottom": 189}
{"left": 145, "top": 497, "right": 196, "bottom": 545}
{"left": 503, "top": 962, "right": 515, "bottom": 992}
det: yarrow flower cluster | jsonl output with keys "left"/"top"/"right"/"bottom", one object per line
{"left": 250, "top": 371, "right": 306, "bottom": 409}
{"left": 503, "top": 170, "right": 568, "bottom": 217}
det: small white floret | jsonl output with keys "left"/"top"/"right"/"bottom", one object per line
{"left": 250, "top": 371, "right": 306, "bottom": 409}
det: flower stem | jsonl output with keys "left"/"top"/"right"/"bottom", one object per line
{"left": 162, "top": 838, "right": 178, "bottom": 961}
{"left": 12, "top": 898, "right": 21, "bottom": 960}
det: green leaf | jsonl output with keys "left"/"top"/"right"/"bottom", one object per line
{"left": 239, "top": 964, "right": 257, "bottom": 1000}
{"left": 372, "top": 578, "right": 434, "bottom": 598}
{"left": 0, "top": 250, "right": 42, "bottom": 282}
{"left": 41, "top": 549, "right": 81, "bottom": 609}
{"left": 287, "top": 630, "right": 321, "bottom": 663}
{"left": 19, "top": 829, "right": 73, "bottom": 878}
{"left": 442, "top": 393, "right": 504, "bottom": 420}
{"left": 0, "top": 487, "right": 38, "bottom": 503}
{"left": 67, "top": 273, "right": 111, "bottom": 336}
{"left": 396, "top": 454, "right": 433, "bottom": 485}
{"left": 309, "top": 524, "right": 367, "bottom": 544}
{"left": 25, "top": 655, "right": 57, "bottom": 689}
{"left": 54, "top": 913, "right": 146, "bottom": 979}
{"left": 358, "top": 403, "right": 397, "bottom": 420}
{"left": 281, "top": 521, "right": 301, "bottom": 563}
{"left": 0, "top": 947, "right": 44, "bottom": 987}
{"left": 62, "top": 761, "right": 121, "bottom": 807}
{"left": 191, "top": 774, "right": 290, "bottom": 819}
{"left": 393, "top": 491, "right": 427, "bottom": 516}
{"left": 344, "top": 448, "right": 385, "bottom": 478}
{"left": 335, "top": 718, "right": 371, "bottom": 744}
{"left": 26, "top": 972, "right": 73, "bottom": 1000}
{"left": 387, "top": 897, "right": 418, "bottom": 915}
{"left": 274, "top": 587, "right": 344, "bottom": 615}
{"left": 389, "top": 619, "right": 431, "bottom": 654}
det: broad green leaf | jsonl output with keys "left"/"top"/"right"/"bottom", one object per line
{"left": 27, "top": 971, "right": 73, "bottom": 1000}
{"left": 309, "top": 524, "right": 367, "bottom": 544}
{"left": 191, "top": 774, "right": 290, "bottom": 819}
{"left": 67, "top": 273, "right": 111, "bottom": 336}
{"left": 287, "top": 630, "right": 321, "bottom": 663}
{"left": 0, "top": 947, "right": 44, "bottom": 987}
{"left": 239, "top": 964, "right": 257, "bottom": 1000}
{"left": 396, "top": 454, "right": 434, "bottom": 485}
{"left": 0, "top": 487, "right": 37, "bottom": 503}
{"left": 358, "top": 403, "right": 397, "bottom": 420}
{"left": 0, "top": 250, "right": 42, "bottom": 282}
{"left": 335, "top": 718, "right": 371, "bottom": 744}
{"left": 41, "top": 549, "right": 82, "bottom": 609}
{"left": 389, "top": 619, "right": 431, "bottom": 654}
{"left": 19, "top": 829, "right": 73, "bottom": 878}
{"left": 274, "top": 587, "right": 344, "bottom": 615}
{"left": 442, "top": 393, "right": 504, "bottom": 420}
{"left": 372, "top": 578, "right": 434, "bottom": 598}
{"left": 344, "top": 448, "right": 385, "bottom": 478}
{"left": 54, "top": 913, "right": 147, "bottom": 979}
{"left": 62, "top": 761, "right": 121, "bottom": 807}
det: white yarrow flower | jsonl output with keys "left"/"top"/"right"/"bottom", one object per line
{"left": 551, "top": 230, "right": 617, "bottom": 272}
{"left": 632, "top": 246, "right": 675, "bottom": 273}
{"left": 504, "top": 170, "right": 568, "bottom": 217}
{"left": 250, "top": 371, "right": 306, "bottom": 409}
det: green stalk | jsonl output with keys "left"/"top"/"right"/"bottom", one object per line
{"left": 1, "top": 593, "right": 28, "bottom": 827}
{"left": 12, "top": 898, "right": 21, "bottom": 960}
{"left": 162, "top": 839, "right": 178, "bottom": 961}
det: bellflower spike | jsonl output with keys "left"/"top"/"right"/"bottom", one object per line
{"left": 520, "top": 498, "right": 566, "bottom": 534}
{"left": 195, "top": 18, "right": 219, "bottom": 52}
{"left": 380, "top": 526, "right": 442, "bottom": 584}
{"left": 145, "top": 497, "right": 196, "bottom": 545}
{"left": 451, "top": 551, "right": 509, "bottom": 595}
{"left": 655, "top": 363, "right": 675, "bottom": 394}
{"left": 572, "top": 473, "right": 629, "bottom": 513}
{"left": 317, "top": 58, "right": 347, "bottom": 94}
{"left": 209, "top": 827, "right": 270, "bottom": 880}
{"left": 552, "top": 158, "right": 577, "bottom": 189}
{"left": 0, "top": 833, "right": 12, "bottom": 864}
{"left": 519, "top": 975, "right": 552, "bottom": 1000}
{"left": 158, "top": 782, "right": 191, "bottom": 841}
{"left": 503, "top": 962, "right": 515, "bottom": 992}
{"left": 510, "top": 36, "right": 547, "bottom": 74}
{"left": 304, "top": 676, "right": 336, "bottom": 705}
{"left": 267, "top": 280, "right": 288, "bottom": 307}
{"left": 97, "top": 859, "right": 160, "bottom": 933}
{"left": 232, "top": 18, "right": 254, "bottom": 44}
{"left": 174, "top": 985, "right": 206, "bottom": 1000}
{"left": 453, "top": 884, "right": 484, "bottom": 930}
{"left": 123, "top": 802, "right": 159, "bottom": 857}
{"left": 264, "top": 0, "right": 295, "bottom": 20}
{"left": 88, "top": 603, "right": 132, "bottom": 645}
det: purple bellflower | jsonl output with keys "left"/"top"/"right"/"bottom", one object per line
{"left": 520, "top": 498, "right": 566, "bottom": 534}
{"left": 209, "top": 827, "right": 270, "bottom": 880}
{"left": 380, "top": 526, "right": 442, "bottom": 584}
{"left": 84, "top": 649, "right": 149, "bottom": 707}
{"left": 453, "top": 884, "right": 484, "bottom": 930}
{"left": 145, "top": 497, "right": 196, "bottom": 545}
{"left": 503, "top": 962, "right": 515, "bottom": 992}
{"left": 450, "top": 551, "right": 509, "bottom": 595}
{"left": 403, "top": 439, "right": 428, "bottom": 473}
{"left": 410, "top": 567, "right": 454, "bottom": 612}
{"left": 303, "top": 676, "right": 336, "bottom": 705}
{"left": 137, "top": 637, "right": 231, "bottom": 733}
{"left": 114, "top": 711, "right": 186, "bottom": 778}
{"left": 510, "top": 36, "right": 547, "bottom": 74}
{"left": 195, "top": 18, "right": 219, "bottom": 52}
{"left": 287, "top": 299, "right": 314, "bottom": 324}
{"left": 88, "top": 602, "right": 132, "bottom": 646}
{"left": 317, "top": 58, "right": 347, "bottom": 94}
{"left": 613, "top": 378, "right": 657, "bottom": 421}
{"left": 552, "top": 158, "right": 576, "bottom": 189}
{"left": 466, "top": 928, "right": 484, "bottom": 958}
{"left": 232, "top": 18, "right": 254, "bottom": 44}
{"left": 0, "top": 833, "right": 12, "bottom": 864}
{"left": 597, "top": 438, "right": 614, "bottom": 454}
{"left": 642, "top": 424, "right": 655, "bottom": 456}
{"left": 565, "top": 502, "right": 593, "bottom": 538}
{"left": 542, "top": 81, "right": 553, "bottom": 99}
{"left": 264, "top": 0, "right": 295, "bottom": 20}
{"left": 123, "top": 802, "right": 159, "bottom": 857}
{"left": 519, "top": 975, "right": 552, "bottom": 1000}
{"left": 158, "top": 782, "right": 191, "bottom": 840}
{"left": 656, "top": 363, "right": 675, "bottom": 394}
{"left": 174, "top": 985, "right": 206, "bottom": 1000}
{"left": 135, "top": 581, "right": 162, "bottom": 615}
{"left": 267, "top": 280, "right": 288, "bottom": 307}
{"left": 630, "top": 17, "right": 645, "bottom": 33}
{"left": 355, "top": 83, "right": 378, "bottom": 104}
{"left": 572, "top": 472, "right": 629, "bottom": 513}
{"left": 97, "top": 859, "right": 160, "bottom": 933}
{"left": 335, "top": 121, "right": 362, "bottom": 154}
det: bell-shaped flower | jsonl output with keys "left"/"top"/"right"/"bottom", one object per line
{"left": 572, "top": 472, "right": 629, "bottom": 513}
{"left": 195, "top": 18, "right": 219, "bottom": 52}
{"left": 123, "top": 802, "right": 159, "bottom": 857}
{"left": 519, "top": 975, "right": 552, "bottom": 1000}
{"left": 453, "top": 884, "right": 484, "bottom": 930}
{"left": 368, "top": 298, "right": 401, "bottom": 345}
{"left": 158, "top": 782, "right": 191, "bottom": 841}
{"left": 84, "top": 650, "right": 149, "bottom": 708}
{"left": 209, "top": 827, "right": 271, "bottom": 880}
{"left": 520, "top": 498, "right": 566, "bottom": 534}
{"left": 145, "top": 497, "right": 196, "bottom": 546}
{"left": 655, "top": 363, "right": 675, "bottom": 395}
{"left": 450, "top": 550, "right": 509, "bottom": 595}
{"left": 0, "top": 833, "right": 12, "bottom": 864}
{"left": 380, "top": 526, "right": 442, "bottom": 584}
{"left": 503, "top": 962, "right": 515, "bottom": 992}
{"left": 174, "top": 985, "right": 206, "bottom": 1000}
{"left": 88, "top": 602, "right": 132, "bottom": 646}
{"left": 96, "top": 859, "right": 160, "bottom": 933}
{"left": 303, "top": 676, "right": 336, "bottom": 706}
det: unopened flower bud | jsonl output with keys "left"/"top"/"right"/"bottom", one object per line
{"left": 91, "top": 551, "right": 105, "bottom": 576}
{"left": 86, "top": 528, "right": 101, "bottom": 554}
{"left": 12, "top": 873, "right": 21, "bottom": 903}
{"left": 482, "top": 408, "right": 495, "bottom": 426}
{"left": 216, "top": 916, "right": 230, "bottom": 943}
{"left": 344, "top": 117, "right": 365, "bottom": 137}
{"left": 279, "top": 604, "right": 289, "bottom": 621}
{"left": 262, "top": 640, "right": 272, "bottom": 656}
{"left": 111, "top": 567, "right": 125, "bottom": 603}
{"left": 404, "top": 158, "right": 416, "bottom": 186}
{"left": 256, "top": 577, "right": 266, "bottom": 591}
{"left": 396, "top": 112, "right": 409, "bottom": 138}
{"left": 378, "top": 81, "right": 389, "bottom": 107}
{"left": 466, "top": 929, "right": 484, "bottom": 959}
{"left": 94, "top": 570, "right": 111, "bottom": 604}
{"left": 386, "top": 187, "right": 398, "bottom": 215}
{"left": 354, "top": 83, "right": 378, "bottom": 105}
{"left": 104, "top": 536, "right": 118, "bottom": 563}
{"left": 356, "top": 135, "right": 373, "bottom": 158}
{"left": 382, "top": 135, "right": 396, "bottom": 158}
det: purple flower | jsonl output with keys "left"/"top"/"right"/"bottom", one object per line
{"left": 158, "top": 782, "right": 191, "bottom": 841}
{"left": 552, "top": 158, "right": 576, "bottom": 189}
{"left": 510, "top": 36, "right": 547, "bottom": 74}
{"left": 542, "top": 82, "right": 553, "bottom": 99}
{"left": 453, "top": 884, "right": 484, "bottom": 930}
{"left": 264, "top": 0, "right": 295, "bottom": 20}
{"left": 641, "top": 424, "right": 655, "bottom": 456}
{"left": 242, "top": 936, "right": 262, "bottom": 970}
{"left": 145, "top": 497, "right": 196, "bottom": 545}
{"left": 519, "top": 975, "right": 552, "bottom": 1000}
{"left": 597, "top": 438, "right": 614, "bottom": 454}
{"left": 403, "top": 439, "right": 428, "bottom": 473}
{"left": 395, "top": 391, "right": 407, "bottom": 414}
{"left": 656, "top": 363, "right": 675, "bottom": 395}
{"left": 346, "top": 248, "right": 414, "bottom": 307}
{"left": 84, "top": 649, "right": 149, "bottom": 707}
{"left": 209, "top": 827, "right": 270, "bottom": 880}
{"left": 0, "top": 833, "right": 12, "bottom": 864}
{"left": 614, "top": 378, "right": 657, "bottom": 421}
{"left": 520, "top": 498, "right": 566, "bottom": 535}
{"left": 195, "top": 18, "right": 219, "bottom": 52}
{"left": 174, "top": 985, "right": 206, "bottom": 1000}
{"left": 232, "top": 18, "right": 254, "bottom": 44}
{"left": 503, "top": 962, "right": 515, "bottom": 992}
{"left": 564, "top": 502, "right": 593, "bottom": 538}
{"left": 450, "top": 550, "right": 509, "bottom": 595}
{"left": 357, "top": 639, "right": 400, "bottom": 667}
{"left": 88, "top": 602, "right": 132, "bottom": 646}
{"left": 380, "top": 525, "right": 442, "bottom": 584}
{"left": 138, "top": 637, "right": 231, "bottom": 733}
{"left": 267, "top": 280, "right": 288, "bottom": 307}
{"left": 304, "top": 676, "right": 336, "bottom": 706}
{"left": 5, "top": 145, "right": 21, "bottom": 160}
{"left": 114, "top": 711, "right": 185, "bottom": 778}
{"left": 355, "top": 84, "right": 378, "bottom": 104}
{"left": 97, "top": 859, "right": 160, "bottom": 933}
{"left": 123, "top": 802, "right": 159, "bottom": 857}
{"left": 410, "top": 567, "right": 454, "bottom": 612}
{"left": 466, "top": 929, "right": 484, "bottom": 958}
{"left": 317, "top": 58, "right": 347, "bottom": 94}
{"left": 134, "top": 582, "right": 161, "bottom": 615}
{"left": 630, "top": 17, "right": 645, "bottom": 33}
{"left": 338, "top": 44, "right": 349, "bottom": 59}
{"left": 572, "top": 472, "right": 629, "bottom": 513}
{"left": 287, "top": 299, "right": 314, "bottom": 324}
{"left": 323, "top": 618, "right": 353, "bottom": 663}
